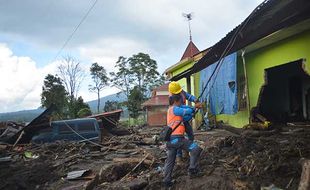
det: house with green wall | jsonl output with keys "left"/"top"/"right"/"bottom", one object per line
{"left": 166, "top": 0, "right": 310, "bottom": 128}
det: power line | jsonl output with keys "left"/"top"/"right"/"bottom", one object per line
{"left": 52, "top": 0, "right": 99, "bottom": 62}
{"left": 198, "top": 0, "right": 268, "bottom": 100}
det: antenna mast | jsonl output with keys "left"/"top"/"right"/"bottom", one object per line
{"left": 182, "top": 13, "right": 193, "bottom": 41}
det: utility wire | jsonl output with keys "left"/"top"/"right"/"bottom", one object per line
{"left": 52, "top": 0, "right": 99, "bottom": 62}
{"left": 197, "top": 0, "right": 268, "bottom": 101}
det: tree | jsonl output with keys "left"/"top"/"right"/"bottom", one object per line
{"left": 41, "top": 74, "right": 68, "bottom": 117}
{"left": 77, "top": 108, "right": 92, "bottom": 118}
{"left": 103, "top": 100, "right": 121, "bottom": 112}
{"left": 149, "top": 74, "right": 166, "bottom": 93}
{"left": 127, "top": 86, "right": 145, "bottom": 119}
{"left": 110, "top": 53, "right": 164, "bottom": 119}
{"left": 128, "top": 53, "right": 163, "bottom": 97}
{"left": 110, "top": 56, "right": 132, "bottom": 100}
{"left": 89, "top": 63, "right": 109, "bottom": 113}
{"left": 58, "top": 56, "right": 85, "bottom": 101}
{"left": 58, "top": 56, "right": 85, "bottom": 117}
{"left": 70, "top": 96, "right": 90, "bottom": 118}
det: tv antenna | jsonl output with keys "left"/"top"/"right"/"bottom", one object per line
{"left": 182, "top": 12, "right": 193, "bottom": 41}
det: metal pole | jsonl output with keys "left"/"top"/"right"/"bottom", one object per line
{"left": 241, "top": 49, "right": 251, "bottom": 123}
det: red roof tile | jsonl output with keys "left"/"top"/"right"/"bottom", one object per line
{"left": 153, "top": 83, "right": 169, "bottom": 92}
{"left": 180, "top": 41, "right": 200, "bottom": 61}
{"left": 142, "top": 95, "right": 169, "bottom": 107}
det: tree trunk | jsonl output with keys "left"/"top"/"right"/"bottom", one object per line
{"left": 97, "top": 90, "right": 100, "bottom": 114}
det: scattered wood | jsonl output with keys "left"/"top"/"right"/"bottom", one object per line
{"left": 120, "top": 153, "right": 150, "bottom": 181}
{"left": 298, "top": 159, "right": 310, "bottom": 190}
{"left": 241, "top": 129, "right": 278, "bottom": 137}
{"left": 113, "top": 157, "right": 153, "bottom": 165}
{"left": 0, "top": 156, "right": 11, "bottom": 163}
{"left": 66, "top": 169, "right": 92, "bottom": 180}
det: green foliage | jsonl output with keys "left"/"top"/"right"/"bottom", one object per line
{"left": 77, "top": 108, "right": 92, "bottom": 118}
{"left": 127, "top": 86, "right": 145, "bottom": 119}
{"left": 110, "top": 53, "right": 164, "bottom": 119}
{"left": 68, "top": 96, "right": 91, "bottom": 118}
{"left": 103, "top": 100, "right": 121, "bottom": 112}
{"left": 128, "top": 53, "right": 162, "bottom": 96}
{"left": 41, "top": 74, "right": 68, "bottom": 117}
{"left": 110, "top": 56, "right": 132, "bottom": 98}
{"left": 89, "top": 62, "right": 109, "bottom": 113}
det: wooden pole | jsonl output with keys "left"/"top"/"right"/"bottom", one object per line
{"left": 241, "top": 50, "right": 251, "bottom": 123}
{"left": 186, "top": 76, "right": 192, "bottom": 106}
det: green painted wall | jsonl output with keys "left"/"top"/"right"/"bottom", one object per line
{"left": 171, "top": 61, "right": 194, "bottom": 91}
{"left": 216, "top": 29, "right": 310, "bottom": 127}
{"left": 168, "top": 30, "right": 310, "bottom": 128}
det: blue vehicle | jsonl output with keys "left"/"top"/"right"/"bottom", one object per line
{"left": 31, "top": 118, "right": 100, "bottom": 143}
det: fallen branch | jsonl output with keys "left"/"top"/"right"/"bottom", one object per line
{"left": 120, "top": 153, "right": 150, "bottom": 181}
{"left": 12, "top": 131, "right": 25, "bottom": 148}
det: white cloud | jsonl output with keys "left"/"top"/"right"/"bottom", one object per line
{"left": 0, "top": 43, "right": 59, "bottom": 112}
{"left": 77, "top": 37, "right": 148, "bottom": 101}
{"left": 0, "top": 43, "right": 121, "bottom": 113}
{"left": 78, "top": 37, "right": 151, "bottom": 72}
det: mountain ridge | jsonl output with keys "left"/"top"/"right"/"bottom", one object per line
{"left": 0, "top": 92, "right": 127, "bottom": 122}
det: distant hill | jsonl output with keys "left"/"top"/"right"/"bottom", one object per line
{"left": 0, "top": 92, "right": 127, "bottom": 122}
{"left": 87, "top": 92, "right": 127, "bottom": 113}
{"left": 0, "top": 108, "right": 45, "bottom": 123}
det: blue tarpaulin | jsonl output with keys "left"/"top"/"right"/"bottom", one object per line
{"left": 199, "top": 52, "right": 237, "bottom": 115}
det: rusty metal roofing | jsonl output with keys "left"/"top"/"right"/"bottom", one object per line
{"left": 171, "top": 0, "right": 310, "bottom": 81}
{"left": 88, "top": 109, "right": 123, "bottom": 118}
{"left": 6, "top": 104, "right": 55, "bottom": 144}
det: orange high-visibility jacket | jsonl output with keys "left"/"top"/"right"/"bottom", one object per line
{"left": 167, "top": 106, "right": 185, "bottom": 136}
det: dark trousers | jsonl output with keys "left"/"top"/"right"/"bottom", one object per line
{"left": 176, "top": 121, "right": 194, "bottom": 157}
{"left": 163, "top": 136, "right": 202, "bottom": 183}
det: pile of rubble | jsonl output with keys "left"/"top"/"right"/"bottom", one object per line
{"left": 203, "top": 127, "right": 310, "bottom": 189}
{"left": 0, "top": 126, "right": 167, "bottom": 190}
{"left": 0, "top": 125, "right": 309, "bottom": 190}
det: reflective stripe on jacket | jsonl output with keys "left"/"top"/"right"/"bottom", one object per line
{"left": 167, "top": 106, "right": 185, "bottom": 136}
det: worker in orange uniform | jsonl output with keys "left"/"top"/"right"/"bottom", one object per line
{"left": 168, "top": 81, "right": 202, "bottom": 161}
{"left": 163, "top": 94, "right": 202, "bottom": 187}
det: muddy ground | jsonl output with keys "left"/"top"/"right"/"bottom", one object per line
{"left": 0, "top": 125, "right": 309, "bottom": 190}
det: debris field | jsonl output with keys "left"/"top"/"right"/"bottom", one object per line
{"left": 0, "top": 125, "right": 310, "bottom": 190}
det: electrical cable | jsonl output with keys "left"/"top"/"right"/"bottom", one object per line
{"left": 197, "top": 0, "right": 269, "bottom": 101}
{"left": 52, "top": 0, "right": 99, "bottom": 61}
{"left": 56, "top": 113, "right": 104, "bottom": 148}
{"left": 194, "top": 0, "right": 269, "bottom": 130}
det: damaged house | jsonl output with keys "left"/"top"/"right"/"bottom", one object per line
{"left": 165, "top": 0, "right": 310, "bottom": 128}
{"left": 142, "top": 83, "right": 169, "bottom": 127}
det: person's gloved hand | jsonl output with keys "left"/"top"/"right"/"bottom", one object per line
{"left": 194, "top": 102, "right": 203, "bottom": 109}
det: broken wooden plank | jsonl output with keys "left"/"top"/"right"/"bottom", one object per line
{"left": 113, "top": 157, "right": 153, "bottom": 165}
{"left": 298, "top": 159, "right": 310, "bottom": 190}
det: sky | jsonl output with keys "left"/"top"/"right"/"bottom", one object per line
{"left": 0, "top": 0, "right": 263, "bottom": 113}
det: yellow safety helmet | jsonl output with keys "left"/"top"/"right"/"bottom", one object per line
{"left": 168, "top": 81, "right": 182, "bottom": 94}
